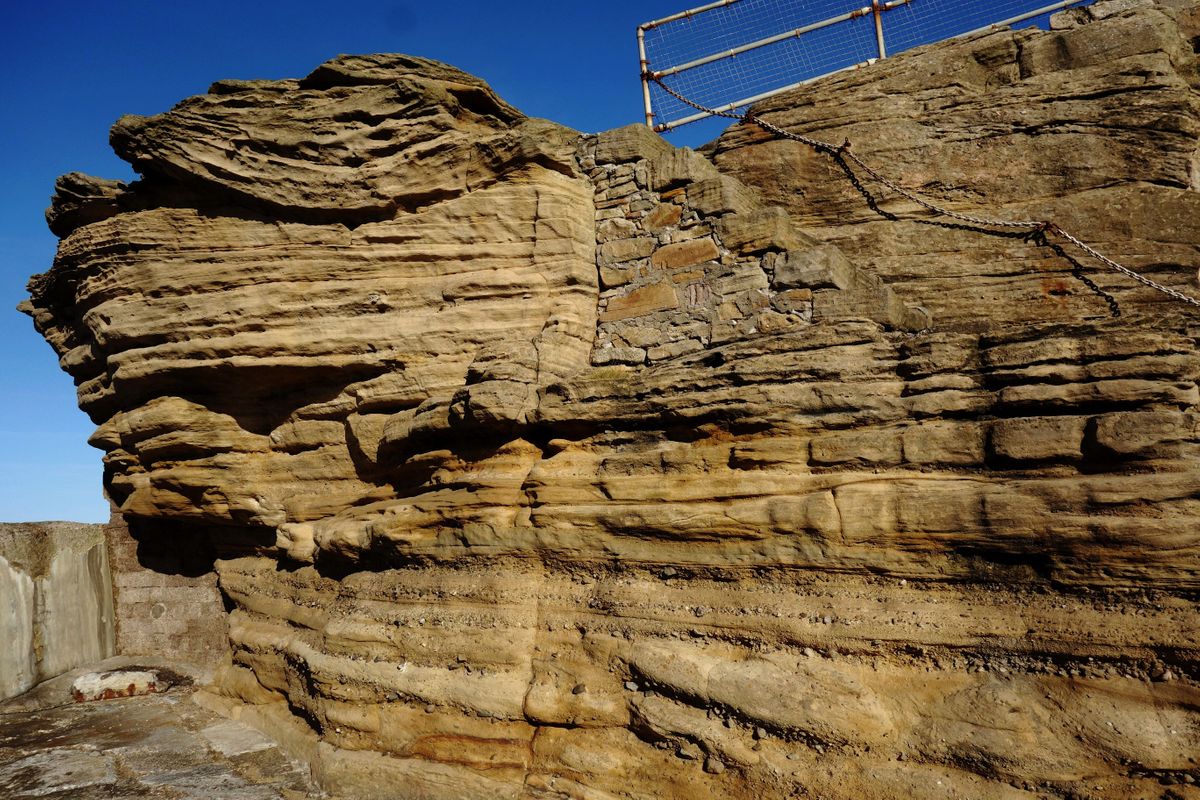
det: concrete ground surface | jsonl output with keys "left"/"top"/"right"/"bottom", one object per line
{"left": 0, "top": 658, "right": 323, "bottom": 799}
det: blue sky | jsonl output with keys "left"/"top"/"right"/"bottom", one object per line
{"left": 0, "top": 0, "right": 1076, "bottom": 522}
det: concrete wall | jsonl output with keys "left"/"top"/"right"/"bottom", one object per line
{"left": 106, "top": 514, "right": 229, "bottom": 676}
{"left": 0, "top": 522, "right": 116, "bottom": 700}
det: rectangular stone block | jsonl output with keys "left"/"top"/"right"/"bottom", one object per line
{"left": 716, "top": 207, "right": 814, "bottom": 255}
{"left": 600, "top": 280, "right": 680, "bottom": 321}
{"left": 594, "top": 124, "right": 672, "bottom": 165}
{"left": 671, "top": 269, "right": 704, "bottom": 284}
{"left": 712, "top": 266, "right": 769, "bottom": 297}
{"left": 599, "top": 264, "right": 636, "bottom": 290}
{"left": 596, "top": 218, "right": 637, "bottom": 243}
{"left": 1089, "top": 410, "right": 1191, "bottom": 456}
{"left": 686, "top": 176, "right": 756, "bottom": 217}
{"left": 599, "top": 237, "right": 656, "bottom": 265}
{"left": 648, "top": 147, "right": 718, "bottom": 190}
{"left": 650, "top": 238, "right": 719, "bottom": 270}
{"left": 592, "top": 346, "right": 647, "bottom": 366}
{"left": 643, "top": 203, "right": 683, "bottom": 231}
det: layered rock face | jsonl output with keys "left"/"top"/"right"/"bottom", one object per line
{"left": 20, "top": 4, "right": 1200, "bottom": 798}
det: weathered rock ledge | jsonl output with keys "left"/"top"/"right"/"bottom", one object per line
{"left": 19, "top": 3, "right": 1200, "bottom": 798}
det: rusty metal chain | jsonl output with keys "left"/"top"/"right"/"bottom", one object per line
{"left": 650, "top": 76, "right": 1200, "bottom": 312}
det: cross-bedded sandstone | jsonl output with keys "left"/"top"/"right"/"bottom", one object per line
{"left": 20, "top": 3, "right": 1200, "bottom": 797}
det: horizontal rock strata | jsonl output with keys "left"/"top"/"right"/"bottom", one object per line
{"left": 20, "top": 4, "right": 1200, "bottom": 797}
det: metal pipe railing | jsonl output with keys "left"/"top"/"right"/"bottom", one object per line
{"left": 640, "top": 0, "right": 1093, "bottom": 132}
{"left": 640, "top": 0, "right": 741, "bottom": 32}
{"left": 649, "top": 0, "right": 912, "bottom": 80}
{"left": 955, "top": 0, "right": 1089, "bottom": 39}
{"left": 638, "top": 26, "right": 654, "bottom": 127}
{"left": 872, "top": 0, "right": 887, "bottom": 58}
{"left": 655, "top": 59, "right": 877, "bottom": 132}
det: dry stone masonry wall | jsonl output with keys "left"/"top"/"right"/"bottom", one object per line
{"left": 581, "top": 125, "right": 928, "bottom": 367}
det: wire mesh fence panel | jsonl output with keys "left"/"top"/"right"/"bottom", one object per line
{"left": 641, "top": 0, "right": 1091, "bottom": 131}
{"left": 883, "top": 0, "right": 1082, "bottom": 53}
{"left": 644, "top": 10, "right": 880, "bottom": 128}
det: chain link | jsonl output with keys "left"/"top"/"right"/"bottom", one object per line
{"left": 651, "top": 76, "right": 1200, "bottom": 312}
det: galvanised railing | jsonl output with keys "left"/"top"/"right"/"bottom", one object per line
{"left": 640, "top": 0, "right": 1093, "bottom": 132}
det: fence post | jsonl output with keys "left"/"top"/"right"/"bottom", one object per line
{"left": 872, "top": 0, "right": 887, "bottom": 59}
{"left": 638, "top": 26, "right": 655, "bottom": 128}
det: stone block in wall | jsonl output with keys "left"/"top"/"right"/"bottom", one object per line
{"left": 989, "top": 416, "right": 1087, "bottom": 462}
{"left": 597, "top": 218, "right": 637, "bottom": 243}
{"left": 662, "top": 223, "right": 715, "bottom": 248}
{"left": 773, "top": 245, "right": 856, "bottom": 290}
{"left": 599, "top": 237, "right": 656, "bottom": 265}
{"left": 995, "top": 379, "right": 1199, "bottom": 413}
{"left": 600, "top": 263, "right": 638, "bottom": 290}
{"left": 773, "top": 288, "right": 814, "bottom": 314}
{"left": 651, "top": 238, "right": 720, "bottom": 271}
{"left": 671, "top": 268, "right": 705, "bottom": 285}
{"left": 593, "top": 346, "right": 647, "bottom": 366}
{"left": 686, "top": 176, "right": 758, "bottom": 217}
{"left": 643, "top": 203, "right": 682, "bottom": 231}
{"left": 717, "top": 208, "right": 816, "bottom": 254}
{"left": 648, "top": 147, "right": 718, "bottom": 190}
{"left": 600, "top": 280, "right": 680, "bottom": 321}
{"left": 647, "top": 339, "right": 704, "bottom": 361}
{"left": 593, "top": 124, "right": 672, "bottom": 165}
{"left": 597, "top": 179, "right": 637, "bottom": 201}
{"left": 712, "top": 263, "right": 770, "bottom": 297}
{"left": 680, "top": 281, "right": 713, "bottom": 309}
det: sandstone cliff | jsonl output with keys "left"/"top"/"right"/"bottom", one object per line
{"left": 20, "top": 3, "right": 1200, "bottom": 798}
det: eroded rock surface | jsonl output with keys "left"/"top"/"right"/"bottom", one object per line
{"left": 19, "top": 4, "right": 1200, "bottom": 797}
{"left": 0, "top": 662, "right": 316, "bottom": 799}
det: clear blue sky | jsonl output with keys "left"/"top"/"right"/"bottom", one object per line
{"left": 0, "top": 0, "right": 1073, "bottom": 522}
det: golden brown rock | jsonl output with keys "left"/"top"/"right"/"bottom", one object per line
{"left": 19, "top": 6, "right": 1200, "bottom": 797}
